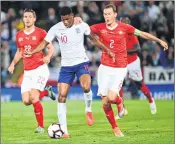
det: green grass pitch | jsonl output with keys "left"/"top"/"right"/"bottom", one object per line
{"left": 1, "top": 100, "right": 174, "bottom": 144}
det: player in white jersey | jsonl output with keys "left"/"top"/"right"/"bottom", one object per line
{"left": 25, "top": 6, "right": 115, "bottom": 138}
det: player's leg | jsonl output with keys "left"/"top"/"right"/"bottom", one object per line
{"left": 135, "top": 81, "right": 156, "bottom": 114}
{"left": 77, "top": 62, "right": 94, "bottom": 126}
{"left": 101, "top": 96, "right": 124, "bottom": 137}
{"left": 39, "top": 85, "right": 56, "bottom": 100}
{"left": 57, "top": 83, "right": 70, "bottom": 138}
{"left": 29, "top": 89, "right": 45, "bottom": 133}
{"left": 22, "top": 92, "right": 32, "bottom": 105}
{"left": 128, "top": 57, "right": 156, "bottom": 114}
{"left": 57, "top": 66, "right": 75, "bottom": 138}
{"left": 30, "top": 64, "right": 50, "bottom": 133}
{"left": 97, "top": 64, "right": 124, "bottom": 137}
{"left": 115, "top": 89, "right": 128, "bottom": 120}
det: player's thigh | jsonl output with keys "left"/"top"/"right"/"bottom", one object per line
{"left": 107, "top": 67, "right": 127, "bottom": 101}
{"left": 31, "top": 64, "right": 50, "bottom": 92}
{"left": 127, "top": 57, "right": 143, "bottom": 81}
{"left": 57, "top": 83, "right": 70, "bottom": 102}
{"left": 97, "top": 64, "right": 111, "bottom": 97}
{"left": 76, "top": 62, "right": 91, "bottom": 86}
{"left": 21, "top": 92, "right": 31, "bottom": 105}
{"left": 21, "top": 72, "right": 32, "bottom": 94}
{"left": 58, "top": 66, "right": 75, "bottom": 85}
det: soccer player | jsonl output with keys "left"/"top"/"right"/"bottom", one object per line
{"left": 25, "top": 6, "right": 115, "bottom": 138}
{"left": 115, "top": 16, "right": 157, "bottom": 120}
{"left": 8, "top": 9, "right": 56, "bottom": 133}
{"left": 90, "top": 4, "right": 168, "bottom": 136}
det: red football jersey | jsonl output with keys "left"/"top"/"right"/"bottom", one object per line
{"left": 126, "top": 35, "right": 139, "bottom": 64}
{"left": 16, "top": 27, "right": 47, "bottom": 70}
{"left": 90, "top": 22, "right": 135, "bottom": 68}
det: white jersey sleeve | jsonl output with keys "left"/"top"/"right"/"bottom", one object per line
{"left": 82, "top": 22, "right": 91, "bottom": 35}
{"left": 44, "top": 26, "right": 56, "bottom": 43}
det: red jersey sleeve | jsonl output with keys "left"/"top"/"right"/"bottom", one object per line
{"left": 90, "top": 24, "right": 100, "bottom": 35}
{"left": 126, "top": 24, "right": 135, "bottom": 35}
{"left": 40, "top": 29, "right": 47, "bottom": 40}
{"left": 16, "top": 32, "right": 20, "bottom": 48}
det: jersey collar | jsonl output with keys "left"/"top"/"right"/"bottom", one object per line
{"left": 106, "top": 22, "right": 118, "bottom": 30}
{"left": 24, "top": 27, "right": 35, "bottom": 35}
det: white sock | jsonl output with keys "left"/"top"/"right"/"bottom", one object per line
{"left": 57, "top": 102, "right": 68, "bottom": 134}
{"left": 84, "top": 89, "right": 93, "bottom": 112}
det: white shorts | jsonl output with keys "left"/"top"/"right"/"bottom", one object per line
{"left": 127, "top": 57, "right": 143, "bottom": 81}
{"left": 21, "top": 64, "right": 49, "bottom": 94}
{"left": 97, "top": 64, "right": 127, "bottom": 96}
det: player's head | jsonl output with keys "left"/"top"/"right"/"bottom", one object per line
{"left": 23, "top": 9, "right": 36, "bottom": 28}
{"left": 103, "top": 4, "right": 117, "bottom": 26}
{"left": 120, "top": 15, "right": 131, "bottom": 24}
{"left": 59, "top": 6, "right": 74, "bottom": 28}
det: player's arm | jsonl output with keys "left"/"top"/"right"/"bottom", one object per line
{"left": 25, "top": 27, "right": 55, "bottom": 56}
{"left": 87, "top": 34, "right": 115, "bottom": 61}
{"left": 127, "top": 44, "right": 141, "bottom": 54}
{"left": 134, "top": 29, "right": 168, "bottom": 51}
{"left": 42, "top": 43, "right": 54, "bottom": 64}
{"left": 8, "top": 48, "right": 22, "bottom": 74}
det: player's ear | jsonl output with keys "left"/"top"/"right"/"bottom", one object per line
{"left": 115, "top": 12, "right": 117, "bottom": 18}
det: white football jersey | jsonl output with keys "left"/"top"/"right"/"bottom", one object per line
{"left": 45, "top": 22, "right": 90, "bottom": 66}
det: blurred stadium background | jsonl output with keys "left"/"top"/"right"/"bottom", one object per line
{"left": 1, "top": 1, "right": 174, "bottom": 101}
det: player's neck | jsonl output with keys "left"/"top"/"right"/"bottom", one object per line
{"left": 24, "top": 25, "right": 35, "bottom": 34}
{"left": 106, "top": 21, "right": 118, "bottom": 30}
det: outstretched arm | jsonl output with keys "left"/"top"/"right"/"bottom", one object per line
{"left": 134, "top": 29, "right": 168, "bottom": 51}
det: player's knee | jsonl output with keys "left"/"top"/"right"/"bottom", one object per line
{"left": 101, "top": 96, "right": 110, "bottom": 107}
{"left": 58, "top": 92, "right": 67, "bottom": 103}
{"left": 135, "top": 81, "right": 143, "bottom": 89}
{"left": 82, "top": 83, "right": 90, "bottom": 93}
{"left": 23, "top": 100, "right": 31, "bottom": 106}
{"left": 108, "top": 96, "right": 116, "bottom": 103}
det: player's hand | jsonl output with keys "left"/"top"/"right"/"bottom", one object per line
{"left": 42, "top": 56, "right": 51, "bottom": 64}
{"left": 107, "top": 50, "right": 116, "bottom": 62}
{"left": 159, "top": 40, "right": 168, "bottom": 51}
{"left": 8, "top": 64, "right": 15, "bottom": 74}
{"left": 74, "top": 17, "right": 82, "bottom": 25}
{"left": 23, "top": 51, "right": 32, "bottom": 58}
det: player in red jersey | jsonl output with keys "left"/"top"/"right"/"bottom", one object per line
{"left": 8, "top": 9, "right": 56, "bottom": 133}
{"left": 115, "top": 16, "right": 157, "bottom": 120}
{"left": 90, "top": 4, "right": 168, "bottom": 137}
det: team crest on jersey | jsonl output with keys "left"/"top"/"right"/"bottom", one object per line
{"left": 32, "top": 36, "right": 36, "bottom": 40}
{"left": 18, "top": 37, "right": 23, "bottom": 42}
{"left": 75, "top": 28, "right": 81, "bottom": 33}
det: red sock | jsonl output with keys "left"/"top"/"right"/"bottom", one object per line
{"left": 140, "top": 84, "right": 153, "bottom": 103}
{"left": 33, "top": 101, "right": 44, "bottom": 128}
{"left": 103, "top": 105, "right": 117, "bottom": 129}
{"left": 39, "top": 90, "right": 48, "bottom": 99}
{"left": 119, "top": 89, "right": 123, "bottom": 98}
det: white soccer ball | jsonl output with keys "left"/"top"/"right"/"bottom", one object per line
{"left": 48, "top": 123, "right": 64, "bottom": 139}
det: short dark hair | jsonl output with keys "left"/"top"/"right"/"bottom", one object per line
{"left": 23, "top": 8, "right": 36, "bottom": 17}
{"left": 59, "top": 6, "right": 72, "bottom": 16}
{"left": 104, "top": 4, "right": 117, "bottom": 12}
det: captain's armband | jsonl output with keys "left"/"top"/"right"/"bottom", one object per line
{"left": 134, "top": 29, "right": 141, "bottom": 36}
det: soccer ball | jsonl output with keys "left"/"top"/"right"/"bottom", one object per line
{"left": 48, "top": 123, "right": 64, "bottom": 139}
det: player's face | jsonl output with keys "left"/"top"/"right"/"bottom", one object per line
{"left": 23, "top": 12, "right": 36, "bottom": 27}
{"left": 103, "top": 8, "right": 117, "bottom": 26}
{"left": 61, "top": 14, "right": 74, "bottom": 28}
